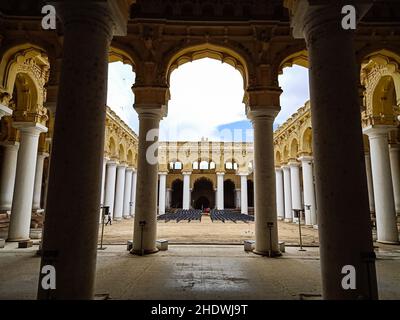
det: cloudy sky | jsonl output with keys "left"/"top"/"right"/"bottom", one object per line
{"left": 107, "top": 59, "right": 310, "bottom": 142}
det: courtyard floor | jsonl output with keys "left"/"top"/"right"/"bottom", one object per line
{"left": 100, "top": 216, "right": 319, "bottom": 246}
{"left": 0, "top": 243, "right": 399, "bottom": 300}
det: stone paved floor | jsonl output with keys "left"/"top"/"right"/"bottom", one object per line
{"left": 100, "top": 217, "right": 320, "bottom": 245}
{"left": 0, "top": 243, "right": 399, "bottom": 300}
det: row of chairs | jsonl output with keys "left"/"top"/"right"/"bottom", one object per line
{"left": 158, "top": 209, "right": 202, "bottom": 223}
{"left": 210, "top": 209, "right": 254, "bottom": 223}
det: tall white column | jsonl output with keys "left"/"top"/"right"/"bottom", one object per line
{"left": 182, "top": 172, "right": 191, "bottom": 210}
{"left": 32, "top": 152, "right": 49, "bottom": 212}
{"left": 166, "top": 188, "right": 172, "bottom": 209}
{"left": 364, "top": 152, "right": 375, "bottom": 214}
{"left": 104, "top": 160, "right": 117, "bottom": 217}
{"left": 282, "top": 165, "right": 292, "bottom": 222}
{"left": 100, "top": 157, "right": 108, "bottom": 206}
{"left": 158, "top": 172, "right": 167, "bottom": 215}
{"left": 0, "top": 142, "right": 19, "bottom": 213}
{"left": 275, "top": 167, "right": 284, "bottom": 220}
{"left": 289, "top": 161, "right": 302, "bottom": 222}
{"left": 216, "top": 172, "right": 225, "bottom": 210}
{"left": 364, "top": 126, "right": 399, "bottom": 243}
{"left": 239, "top": 173, "right": 248, "bottom": 214}
{"left": 113, "top": 164, "right": 127, "bottom": 220}
{"left": 389, "top": 144, "right": 400, "bottom": 215}
{"left": 130, "top": 169, "right": 137, "bottom": 216}
{"left": 248, "top": 108, "right": 279, "bottom": 256}
{"left": 8, "top": 123, "right": 47, "bottom": 241}
{"left": 299, "top": 156, "right": 317, "bottom": 226}
{"left": 123, "top": 167, "right": 133, "bottom": 218}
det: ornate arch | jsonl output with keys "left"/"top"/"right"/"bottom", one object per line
{"left": 164, "top": 42, "right": 253, "bottom": 90}
{"left": 361, "top": 51, "right": 400, "bottom": 122}
{"left": 0, "top": 45, "right": 49, "bottom": 123}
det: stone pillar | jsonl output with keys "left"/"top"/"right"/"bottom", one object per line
{"left": 158, "top": 172, "right": 167, "bottom": 215}
{"left": 389, "top": 144, "right": 400, "bottom": 215}
{"left": 299, "top": 156, "right": 317, "bottom": 226}
{"left": 8, "top": 123, "right": 47, "bottom": 241}
{"left": 113, "top": 164, "right": 127, "bottom": 220}
{"left": 239, "top": 174, "right": 248, "bottom": 214}
{"left": 364, "top": 152, "right": 375, "bottom": 214}
{"left": 289, "top": 161, "right": 302, "bottom": 221}
{"left": 216, "top": 172, "right": 224, "bottom": 210}
{"left": 235, "top": 189, "right": 241, "bottom": 208}
{"left": 37, "top": 0, "right": 130, "bottom": 300}
{"left": 166, "top": 188, "right": 172, "bottom": 209}
{"left": 248, "top": 108, "right": 280, "bottom": 256}
{"left": 130, "top": 169, "right": 137, "bottom": 216}
{"left": 182, "top": 172, "right": 191, "bottom": 210}
{"left": 104, "top": 161, "right": 117, "bottom": 216}
{"left": 123, "top": 167, "right": 133, "bottom": 218}
{"left": 100, "top": 157, "right": 108, "bottom": 206}
{"left": 132, "top": 103, "right": 164, "bottom": 255}
{"left": 282, "top": 165, "right": 292, "bottom": 222}
{"left": 275, "top": 167, "right": 285, "bottom": 220}
{"left": 364, "top": 127, "right": 398, "bottom": 243}
{"left": 288, "top": 1, "right": 378, "bottom": 299}
{"left": 0, "top": 142, "right": 19, "bottom": 213}
{"left": 32, "top": 152, "right": 49, "bottom": 212}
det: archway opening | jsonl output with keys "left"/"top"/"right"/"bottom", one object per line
{"left": 247, "top": 180, "right": 254, "bottom": 208}
{"left": 224, "top": 179, "right": 235, "bottom": 209}
{"left": 192, "top": 177, "right": 214, "bottom": 210}
{"left": 171, "top": 179, "right": 183, "bottom": 208}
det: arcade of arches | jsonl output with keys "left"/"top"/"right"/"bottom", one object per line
{"left": 0, "top": 0, "right": 399, "bottom": 300}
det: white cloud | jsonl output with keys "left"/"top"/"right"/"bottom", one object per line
{"left": 277, "top": 65, "right": 310, "bottom": 125}
{"left": 160, "top": 58, "right": 247, "bottom": 141}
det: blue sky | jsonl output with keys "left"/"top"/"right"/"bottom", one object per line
{"left": 107, "top": 59, "right": 310, "bottom": 141}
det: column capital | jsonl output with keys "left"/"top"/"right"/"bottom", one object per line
{"left": 281, "top": 164, "right": 291, "bottom": 171}
{"left": 158, "top": 171, "right": 168, "bottom": 176}
{"left": 298, "top": 155, "right": 313, "bottom": 163}
{"left": 12, "top": 122, "right": 48, "bottom": 135}
{"left": 182, "top": 171, "right": 192, "bottom": 176}
{"left": 117, "top": 163, "right": 128, "bottom": 168}
{"left": 107, "top": 160, "right": 118, "bottom": 167}
{"left": 133, "top": 86, "right": 170, "bottom": 119}
{"left": 363, "top": 125, "right": 396, "bottom": 138}
{"left": 216, "top": 171, "right": 225, "bottom": 176}
{"left": 288, "top": 160, "right": 301, "bottom": 167}
{"left": 0, "top": 141, "right": 19, "bottom": 149}
{"left": 247, "top": 107, "right": 280, "bottom": 122}
{"left": 284, "top": 0, "right": 373, "bottom": 39}
{"left": 237, "top": 172, "right": 249, "bottom": 176}
{"left": 53, "top": 0, "right": 133, "bottom": 37}
{"left": 126, "top": 167, "right": 134, "bottom": 172}
{"left": 274, "top": 167, "right": 283, "bottom": 171}
{"left": 0, "top": 104, "right": 12, "bottom": 119}
{"left": 38, "top": 152, "right": 50, "bottom": 159}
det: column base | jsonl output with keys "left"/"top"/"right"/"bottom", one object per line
{"left": 284, "top": 218, "right": 292, "bottom": 223}
{"left": 32, "top": 209, "right": 45, "bottom": 214}
{"left": 123, "top": 215, "right": 132, "bottom": 219}
{"left": 277, "top": 217, "right": 284, "bottom": 221}
{"left": 313, "top": 225, "right": 318, "bottom": 229}
{"left": 130, "top": 248, "right": 159, "bottom": 256}
{"left": 7, "top": 237, "right": 30, "bottom": 243}
{"left": 0, "top": 210, "right": 11, "bottom": 215}
{"left": 377, "top": 240, "right": 400, "bottom": 245}
{"left": 113, "top": 217, "right": 123, "bottom": 221}
{"left": 253, "top": 250, "right": 282, "bottom": 258}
